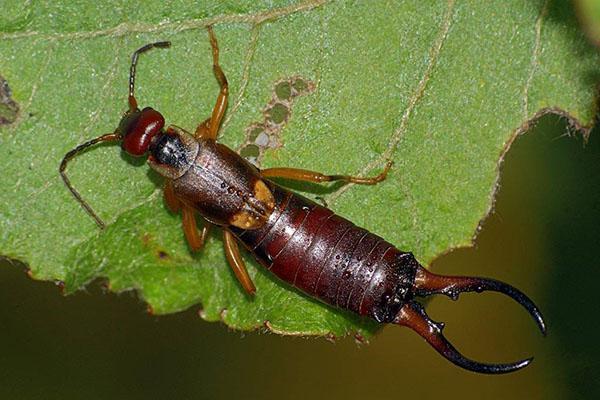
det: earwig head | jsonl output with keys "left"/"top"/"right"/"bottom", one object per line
{"left": 118, "top": 40, "right": 171, "bottom": 157}
{"left": 118, "top": 107, "right": 165, "bottom": 156}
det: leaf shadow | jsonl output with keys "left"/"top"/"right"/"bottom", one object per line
{"left": 540, "top": 124, "right": 600, "bottom": 398}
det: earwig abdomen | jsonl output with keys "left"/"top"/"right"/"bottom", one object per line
{"left": 230, "top": 181, "right": 418, "bottom": 323}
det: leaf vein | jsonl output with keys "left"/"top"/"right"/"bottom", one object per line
{"left": 0, "top": 0, "right": 327, "bottom": 41}
{"left": 326, "top": 0, "right": 457, "bottom": 204}
{"left": 522, "top": 0, "right": 549, "bottom": 120}
{"left": 221, "top": 24, "right": 262, "bottom": 135}
{"left": 21, "top": 45, "right": 124, "bottom": 208}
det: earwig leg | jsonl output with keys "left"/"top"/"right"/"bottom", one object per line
{"left": 194, "top": 117, "right": 212, "bottom": 139}
{"left": 195, "top": 26, "right": 229, "bottom": 140}
{"left": 182, "top": 206, "right": 210, "bottom": 252}
{"left": 165, "top": 183, "right": 209, "bottom": 251}
{"left": 261, "top": 161, "right": 392, "bottom": 186}
{"left": 164, "top": 181, "right": 182, "bottom": 213}
{"left": 223, "top": 230, "right": 256, "bottom": 296}
{"left": 394, "top": 301, "right": 532, "bottom": 374}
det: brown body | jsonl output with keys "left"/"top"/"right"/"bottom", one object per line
{"left": 231, "top": 183, "right": 418, "bottom": 323}
{"left": 171, "top": 136, "right": 274, "bottom": 229}
{"left": 169, "top": 136, "right": 417, "bottom": 322}
{"left": 60, "top": 27, "right": 546, "bottom": 374}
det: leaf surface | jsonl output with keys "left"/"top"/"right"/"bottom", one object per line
{"left": 0, "top": 0, "right": 597, "bottom": 337}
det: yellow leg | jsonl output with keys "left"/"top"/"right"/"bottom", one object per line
{"left": 182, "top": 205, "right": 211, "bottom": 252}
{"left": 223, "top": 230, "right": 256, "bottom": 296}
{"left": 261, "top": 161, "right": 392, "bottom": 185}
{"left": 164, "top": 180, "right": 181, "bottom": 212}
{"left": 194, "top": 117, "right": 211, "bottom": 139}
{"left": 195, "top": 26, "right": 229, "bottom": 140}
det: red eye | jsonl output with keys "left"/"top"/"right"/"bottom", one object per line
{"left": 121, "top": 107, "right": 165, "bottom": 156}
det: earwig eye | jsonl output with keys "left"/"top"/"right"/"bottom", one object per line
{"left": 119, "top": 107, "right": 165, "bottom": 156}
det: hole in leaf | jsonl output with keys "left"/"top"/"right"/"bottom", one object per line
{"left": 275, "top": 81, "right": 292, "bottom": 100}
{"left": 247, "top": 124, "right": 265, "bottom": 141}
{"left": 0, "top": 75, "right": 19, "bottom": 126}
{"left": 240, "top": 144, "right": 260, "bottom": 159}
{"left": 239, "top": 76, "right": 315, "bottom": 166}
{"left": 291, "top": 77, "right": 309, "bottom": 94}
{"left": 266, "top": 103, "right": 289, "bottom": 124}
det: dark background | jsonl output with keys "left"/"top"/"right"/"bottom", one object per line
{"left": 1, "top": 114, "right": 599, "bottom": 399}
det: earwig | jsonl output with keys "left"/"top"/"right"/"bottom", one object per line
{"left": 60, "top": 27, "right": 546, "bottom": 374}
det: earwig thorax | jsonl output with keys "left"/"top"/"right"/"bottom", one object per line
{"left": 147, "top": 126, "right": 199, "bottom": 180}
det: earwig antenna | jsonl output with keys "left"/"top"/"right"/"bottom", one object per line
{"left": 61, "top": 41, "right": 170, "bottom": 230}
{"left": 59, "top": 133, "right": 121, "bottom": 229}
{"left": 129, "top": 41, "right": 171, "bottom": 111}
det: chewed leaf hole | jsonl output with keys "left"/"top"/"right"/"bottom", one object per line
{"left": 240, "top": 144, "right": 260, "bottom": 159}
{"left": 239, "top": 76, "right": 315, "bottom": 166}
{"left": 266, "top": 102, "right": 289, "bottom": 124}
{"left": 275, "top": 81, "right": 292, "bottom": 100}
{"left": 0, "top": 75, "right": 19, "bottom": 126}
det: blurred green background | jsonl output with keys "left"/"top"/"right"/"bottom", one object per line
{"left": 1, "top": 114, "right": 599, "bottom": 399}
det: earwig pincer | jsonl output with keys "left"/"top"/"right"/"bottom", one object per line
{"left": 60, "top": 27, "right": 546, "bottom": 374}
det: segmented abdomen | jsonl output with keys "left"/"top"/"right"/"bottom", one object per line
{"left": 230, "top": 181, "right": 417, "bottom": 323}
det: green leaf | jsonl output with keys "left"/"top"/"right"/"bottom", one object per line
{"left": 0, "top": 0, "right": 597, "bottom": 338}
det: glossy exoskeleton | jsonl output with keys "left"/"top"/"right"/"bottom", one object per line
{"left": 60, "top": 27, "right": 546, "bottom": 374}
